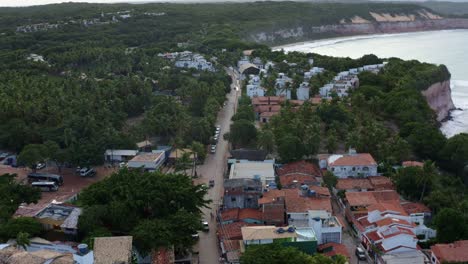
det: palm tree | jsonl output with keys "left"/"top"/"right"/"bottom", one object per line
{"left": 16, "top": 232, "right": 30, "bottom": 250}
{"left": 419, "top": 160, "right": 437, "bottom": 201}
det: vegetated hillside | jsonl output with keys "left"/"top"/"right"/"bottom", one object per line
{"left": 420, "top": 1, "right": 468, "bottom": 16}
{"left": 0, "top": 2, "right": 445, "bottom": 46}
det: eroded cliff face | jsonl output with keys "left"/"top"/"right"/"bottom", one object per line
{"left": 248, "top": 18, "right": 468, "bottom": 44}
{"left": 421, "top": 80, "right": 455, "bottom": 122}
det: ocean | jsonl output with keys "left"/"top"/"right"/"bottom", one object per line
{"left": 276, "top": 29, "right": 468, "bottom": 137}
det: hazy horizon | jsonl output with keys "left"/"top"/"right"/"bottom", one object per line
{"left": 2, "top": 0, "right": 468, "bottom": 8}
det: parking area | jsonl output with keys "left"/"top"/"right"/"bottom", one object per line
{"left": 0, "top": 164, "right": 117, "bottom": 217}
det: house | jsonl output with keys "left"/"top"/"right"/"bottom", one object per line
{"left": 104, "top": 149, "right": 138, "bottom": 163}
{"left": 335, "top": 176, "right": 394, "bottom": 193}
{"left": 246, "top": 84, "right": 265, "bottom": 98}
{"left": 94, "top": 236, "right": 133, "bottom": 264}
{"left": 282, "top": 186, "right": 332, "bottom": 227}
{"left": 221, "top": 240, "right": 242, "bottom": 264}
{"left": 174, "top": 53, "right": 214, "bottom": 71}
{"left": 239, "top": 63, "right": 260, "bottom": 75}
{"left": 430, "top": 240, "right": 468, "bottom": 264}
{"left": 230, "top": 149, "right": 268, "bottom": 161}
{"left": 275, "top": 73, "right": 292, "bottom": 99}
{"left": 223, "top": 178, "right": 262, "bottom": 209}
{"left": 127, "top": 151, "right": 165, "bottom": 171}
{"left": 322, "top": 149, "right": 378, "bottom": 178}
{"left": 308, "top": 211, "right": 343, "bottom": 245}
{"left": 381, "top": 250, "right": 428, "bottom": 264}
{"left": 0, "top": 237, "right": 93, "bottom": 264}
{"left": 277, "top": 160, "right": 322, "bottom": 189}
{"left": 220, "top": 208, "right": 263, "bottom": 225}
{"left": 260, "top": 197, "right": 286, "bottom": 226}
{"left": 241, "top": 226, "right": 318, "bottom": 255}
{"left": 136, "top": 140, "right": 152, "bottom": 152}
{"left": 297, "top": 82, "right": 310, "bottom": 101}
{"left": 318, "top": 242, "right": 350, "bottom": 260}
{"left": 34, "top": 204, "right": 82, "bottom": 236}
{"left": 251, "top": 96, "right": 285, "bottom": 107}
{"left": 218, "top": 222, "right": 258, "bottom": 240}
{"left": 229, "top": 160, "right": 275, "bottom": 187}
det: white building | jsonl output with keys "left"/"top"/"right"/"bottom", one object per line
{"left": 323, "top": 149, "right": 378, "bottom": 178}
{"left": 246, "top": 75, "right": 266, "bottom": 98}
{"left": 297, "top": 82, "right": 310, "bottom": 101}
{"left": 275, "top": 73, "right": 292, "bottom": 99}
{"left": 229, "top": 160, "right": 275, "bottom": 186}
{"left": 175, "top": 53, "right": 214, "bottom": 71}
{"left": 304, "top": 67, "right": 325, "bottom": 80}
{"left": 308, "top": 211, "right": 342, "bottom": 245}
{"left": 241, "top": 226, "right": 317, "bottom": 247}
{"left": 104, "top": 149, "right": 138, "bottom": 162}
{"left": 127, "top": 151, "right": 165, "bottom": 171}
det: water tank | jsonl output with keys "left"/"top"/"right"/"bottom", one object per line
{"left": 78, "top": 244, "right": 89, "bottom": 255}
{"left": 276, "top": 228, "right": 285, "bottom": 234}
{"left": 308, "top": 190, "right": 316, "bottom": 197}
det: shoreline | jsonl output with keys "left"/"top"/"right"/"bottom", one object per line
{"left": 271, "top": 29, "right": 468, "bottom": 51}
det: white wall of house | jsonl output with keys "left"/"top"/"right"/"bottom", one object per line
{"left": 247, "top": 85, "right": 265, "bottom": 98}
{"left": 297, "top": 86, "right": 310, "bottom": 101}
{"left": 244, "top": 238, "right": 274, "bottom": 246}
{"left": 328, "top": 165, "right": 378, "bottom": 178}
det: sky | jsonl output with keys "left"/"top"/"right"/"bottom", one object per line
{"left": 1, "top": 0, "right": 468, "bottom": 7}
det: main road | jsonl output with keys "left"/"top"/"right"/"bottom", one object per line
{"left": 193, "top": 68, "right": 240, "bottom": 264}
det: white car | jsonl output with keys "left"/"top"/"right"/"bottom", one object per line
{"left": 210, "top": 145, "right": 216, "bottom": 154}
{"left": 36, "top": 163, "right": 46, "bottom": 170}
{"left": 213, "top": 135, "right": 219, "bottom": 141}
{"left": 202, "top": 220, "right": 209, "bottom": 231}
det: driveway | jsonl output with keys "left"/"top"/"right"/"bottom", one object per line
{"left": 193, "top": 68, "right": 240, "bottom": 264}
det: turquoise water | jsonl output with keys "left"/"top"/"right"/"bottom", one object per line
{"left": 277, "top": 30, "right": 468, "bottom": 137}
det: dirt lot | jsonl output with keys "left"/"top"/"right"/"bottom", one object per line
{"left": 0, "top": 164, "right": 117, "bottom": 217}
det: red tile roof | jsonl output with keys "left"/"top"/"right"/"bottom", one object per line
{"left": 259, "top": 190, "right": 285, "bottom": 205}
{"left": 318, "top": 242, "right": 350, "bottom": 259}
{"left": 329, "top": 153, "right": 377, "bottom": 166}
{"left": 367, "top": 202, "right": 407, "bottom": 216}
{"left": 252, "top": 96, "right": 285, "bottom": 106}
{"left": 310, "top": 97, "right": 322, "bottom": 105}
{"left": 375, "top": 217, "right": 412, "bottom": 227}
{"left": 217, "top": 222, "right": 258, "bottom": 240}
{"left": 222, "top": 240, "right": 241, "bottom": 252}
{"left": 431, "top": 240, "right": 468, "bottom": 263}
{"left": 239, "top": 208, "right": 263, "bottom": 220}
{"left": 221, "top": 208, "right": 240, "bottom": 222}
{"left": 346, "top": 190, "right": 400, "bottom": 207}
{"left": 259, "top": 111, "right": 280, "bottom": 118}
{"left": 277, "top": 160, "right": 322, "bottom": 177}
{"left": 401, "top": 202, "right": 431, "bottom": 215}
{"left": 309, "top": 185, "right": 331, "bottom": 197}
{"left": 336, "top": 178, "right": 373, "bottom": 191}
{"left": 402, "top": 161, "right": 424, "bottom": 167}
{"left": 368, "top": 176, "right": 394, "bottom": 190}
{"left": 262, "top": 201, "right": 286, "bottom": 225}
{"left": 279, "top": 174, "right": 318, "bottom": 188}
{"left": 283, "top": 189, "right": 332, "bottom": 213}
{"left": 255, "top": 105, "right": 282, "bottom": 113}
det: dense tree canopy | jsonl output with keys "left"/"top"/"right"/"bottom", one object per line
{"left": 77, "top": 169, "right": 209, "bottom": 253}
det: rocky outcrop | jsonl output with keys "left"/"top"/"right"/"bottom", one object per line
{"left": 421, "top": 80, "right": 455, "bottom": 122}
{"left": 248, "top": 18, "right": 468, "bottom": 44}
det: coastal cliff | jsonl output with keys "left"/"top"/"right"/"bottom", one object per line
{"left": 422, "top": 80, "right": 455, "bottom": 122}
{"left": 247, "top": 13, "right": 468, "bottom": 45}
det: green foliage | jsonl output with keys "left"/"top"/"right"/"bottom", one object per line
{"left": 240, "top": 243, "right": 345, "bottom": 264}
{"left": 0, "top": 174, "right": 41, "bottom": 221}
{"left": 18, "top": 144, "right": 47, "bottom": 170}
{"left": 434, "top": 208, "right": 468, "bottom": 243}
{"left": 229, "top": 119, "right": 258, "bottom": 148}
{"left": 0, "top": 217, "right": 42, "bottom": 240}
{"left": 440, "top": 133, "right": 468, "bottom": 176}
{"left": 392, "top": 166, "right": 433, "bottom": 201}
{"left": 16, "top": 232, "right": 31, "bottom": 250}
{"left": 323, "top": 171, "right": 338, "bottom": 189}
{"left": 77, "top": 169, "right": 209, "bottom": 253}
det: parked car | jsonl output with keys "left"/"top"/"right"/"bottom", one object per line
{"left": 355, "top": 247, "right": 366, "bottom": 261}
{"left": 213, "top": 135, "right": 219, "bottom": 141}
{"left": 119, "top": 162, "right": 127, "bottom": 168}
{"left": 210, "top": 145, "right": 216, "bottom": 154}
{"left": 80, "top": 167, "right": 96, "bottom": 177}
{"left": 202, "top": 220, "right": 209, "bottom": 231}
{"left": 0, "top": 152, "right": 9, "bottom": 161}
{"left": 209, "top": 180, "right": 214, "bottom": 187}
{"left": 36, "top": 163, "right": 46, "bottom": 170}
{"left": 191, "top": 233, "right": 199, "bottom": 240}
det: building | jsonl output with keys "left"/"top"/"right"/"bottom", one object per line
{"left": 402, "top": 161, "right": 424, "bottom": 168}
{"left": 34, "top": 204, "right": 82, "bottom": 236}
{"left": 174, "top": 52, "right": 214, "bottom": 71}
{"left": 260, "top": 197, "right": 286, "bottom": 226}
{"left": 230, "top": 149, "right": 268, "bottom": 161}
{"left": 241, "top": 226, "right": 317, "bottom": 255}
{"left": 223, "top": 178, "right": 262, "bottom": 209}
{"left": 321, "top": 149, "right": 378, "bottom": 178}
{"left": 308, "top": 212, "right": 343, "bottom": 244}
{"left": 239, "top": 63, "right": 260, "bottom": 76}
{"left": 229, "top": 160, "right": 275, "bottom": 187}
{"left": 94, "top": 236, "right": 133, "bottom": 264}
{"left": 297, "top": 82, "right": 310, "bottom": 101}
{"left": 430, "top": 240, "right": 468, "bottom": 264}
{"left": 277, "top": 160, "right": 322, "bottom": 189}
{"left": 275, "top": 73, "right": 292, "bottom": 99}
{"left": 104, "top": 149, "right": 138, "bottom": 163}
{"left": 220, "top": 208, "right": 263, "bottom": 225}
{"left": 335, "top": 176, "right": 394, "bottom": 193}
{"left": 246, "top": 75, "right": 265, "bottom": 98}
{"left": 127, "top": 151, "right": 165, "bottom": 171}
{"left": 168, "top": 148, "right": 195, "bottom": 164}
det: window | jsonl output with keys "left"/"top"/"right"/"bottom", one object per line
{"left": 231, "top": 197, "right": 236, "bottom": 202}
{"left": 352, "top": 167, "right": 356, "bottom": 171}
{"left": 331, "top": 168, "right": 335, "bottom": 171}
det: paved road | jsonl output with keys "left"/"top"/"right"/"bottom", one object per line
{"left": 193, "top": 68, "right": 240, "bottom": 264}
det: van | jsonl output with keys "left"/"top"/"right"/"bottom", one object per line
{"left": 28, "top": 173, "right": 63, "bottom": 186}
{"left": 32, "top": 181, "right": 58, "bottom": 192}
